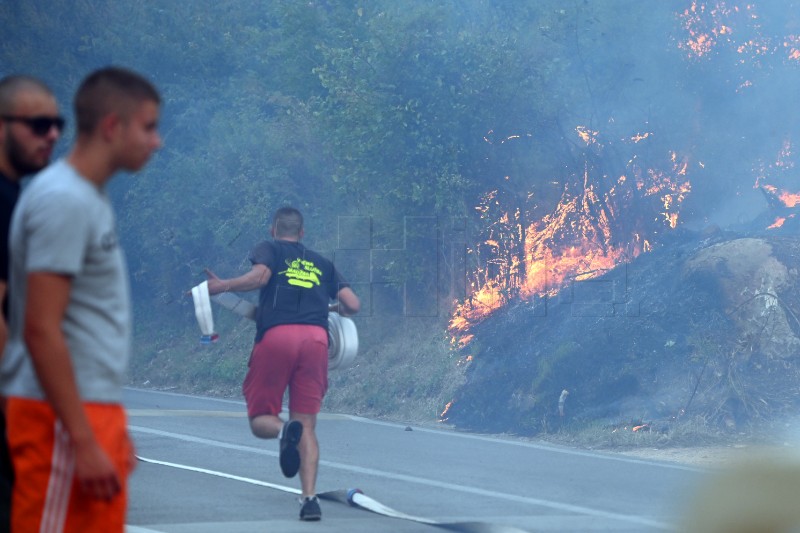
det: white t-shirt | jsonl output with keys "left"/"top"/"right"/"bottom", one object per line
{"left": 0, "top": 159, "right": 131, "bottom": 402}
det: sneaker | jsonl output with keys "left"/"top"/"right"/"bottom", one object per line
{"left": 279, "top": 420, "right": 303, "bottom": 478}
{"left": 299, "top": 495, "right": 322, "bottom": 521}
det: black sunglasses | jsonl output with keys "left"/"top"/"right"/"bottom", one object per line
{"left": 2, "top": 115, "right": 65, "bottom": 136}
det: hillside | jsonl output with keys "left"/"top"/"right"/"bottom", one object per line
{"left": 445, "top": 228, "right": 800, "bottom": 440}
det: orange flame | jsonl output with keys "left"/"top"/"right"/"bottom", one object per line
{"left": 755, "top": 139, "right": 800, "bottom": 228}
{"left": 678, "top": 1, "right": 737, "bottom": 59}
{"left": 576, "top": 126, "right": 600, "bottom": 146}
{"left": 767, "top": 217, "right": 786, "bottom": 229}
{"left": 440, "top": 400, "right": 454, "bottom": 419}
{"left": 677, "top": 1, "right": 774, "bottom": 70}
{"left": 450, "top": 133, "right": 692, "bottom": 342}
{"left": 785, "top": 35, "right": 800, "bottom": 61}
{"left": 776, "top": 192, "right": 800, "bottom": 208}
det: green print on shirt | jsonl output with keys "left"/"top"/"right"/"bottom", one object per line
{"left": 279, "top": 258, "right": 322, "bottom": 289}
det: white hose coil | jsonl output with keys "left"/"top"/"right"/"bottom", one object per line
{"left": 190, "top": 281, "right": 215, "bottom": 339}
{"left": 327, "top": 312, "right": 358, "bottom": 370}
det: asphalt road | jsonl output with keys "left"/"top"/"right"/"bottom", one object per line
{"left": 124, "top": 388, "right": 704, "bottom": 532}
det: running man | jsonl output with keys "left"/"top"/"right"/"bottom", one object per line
{"left": 205, "top": 206, "right": 360, "bottom": 521}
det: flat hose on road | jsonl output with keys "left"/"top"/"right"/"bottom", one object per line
{"left": 137, "top": 455, "right": 531, "bottom": 532}
{"left": 320, "top": 488, "right": 532, "bottom": 532}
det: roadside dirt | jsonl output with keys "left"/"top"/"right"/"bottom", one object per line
{"left": 617, "top": 445, "right": 747, "bottom": 466}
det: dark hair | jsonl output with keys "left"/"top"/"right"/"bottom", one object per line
{"left": 74, "top": 66, "right": 160, "bottom": 134}
{"left": 0, "top": 75, "right": 53, "bottom": 115}
{"left": 273, "top": 207, "right": 304, "bottom": 238}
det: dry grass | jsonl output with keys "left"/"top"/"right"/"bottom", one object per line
{"left": 129, "top": 309, "right": 468, "bottom": 428}
{"left": 324, "top": 315, "right": 467, "bottom": 424}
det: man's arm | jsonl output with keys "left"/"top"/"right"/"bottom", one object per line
{"left": 205, "top": 264, "right": 271, "bottom": 295}
{"left": 331, "top": 286, "right": 360, "bottom": 316}
{"left": 24, "top": 272, "right": 120, "bottom": 501}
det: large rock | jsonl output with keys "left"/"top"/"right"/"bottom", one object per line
{"left": 683, "top": 238, "right": 800, "bottom": 360}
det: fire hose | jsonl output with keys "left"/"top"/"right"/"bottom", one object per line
{"left": 136, "top": 455, "right": 532, "bottom": 532}
{"left": 191, "top": 281, "right": 358, "bottom": 370}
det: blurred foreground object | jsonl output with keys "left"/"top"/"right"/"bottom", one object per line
{"left": 681, "top": 450, "right": 800, "bottom": 532}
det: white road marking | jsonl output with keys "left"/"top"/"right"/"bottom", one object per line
{"left": 128, "top": 409, "right": 247, "bottom": 417}
{"left": 124, "top": 389, "right": 702, "bottom": 472}
{"left": 137, "top": 455, "right": 300, "bottom": 494}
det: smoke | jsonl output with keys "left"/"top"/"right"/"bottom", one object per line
{"left": 665, "top": 1, "right": 800, "bottom": 228}
{"left": 536, "top": 0, "right": 800, "bottom": 231}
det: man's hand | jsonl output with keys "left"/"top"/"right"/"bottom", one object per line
{"left": 74, "top": 437, "right": 121, "bottom": 501}
{"left": 204, "top": 268, "right": 227, "bottom": 295}
{"left": 335, "top": 287, "right": 361, "bottom": 316}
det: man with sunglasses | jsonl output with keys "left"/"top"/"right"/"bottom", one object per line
{"left": 0, "top": 75, "right": 62, "bottom": 533}
{"left": 1, "top": 67, "right": 160, "bottom": 533}
{"left": 0, "top": 75, "right": 62, "bottom": 350}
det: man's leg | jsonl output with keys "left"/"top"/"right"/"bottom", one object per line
{"left": 250, "top": 414, "right": 303, "bottom": 478}
{"left": 244, "top": 327, "right": 321, "bottom": 482}
{"left": 248, "top": 414, "right": 283, "bottom": 439}
{"left": 8, "top": 399, "right": 131, "bottom": 533}
{"left": 285, "top": 325, "right": 327, "bottom": 507}
{"left": 0, "top": 408, "right": 12, "bottom": 533}
{"left": 243, "top": 328, "right": 294, "bottom": 441}
{"left": 290, "top": 412, "right": 318, "bottom": 497}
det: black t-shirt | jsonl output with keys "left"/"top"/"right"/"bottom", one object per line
{"left": 0, "top": 172, "right": 20, "bottom": 319}
{"left": 249, "top": 239, "right": 349, "bottom": 342}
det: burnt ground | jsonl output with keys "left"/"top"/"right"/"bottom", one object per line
{"left": 445, "top": 224, "right": 800, "bottom": 443}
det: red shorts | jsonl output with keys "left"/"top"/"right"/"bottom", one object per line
{"left": 243, "top": 324, "right": 328, "bottom": 417}
{"left": 6, "top": 397, "right": 132, "bottom": 533}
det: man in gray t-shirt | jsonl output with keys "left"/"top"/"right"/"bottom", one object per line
{"left": 2, "top": 159, "right": 131, "bottom": 402}
{"left": 0, "top": 67, "right": 161, "bottom": 533}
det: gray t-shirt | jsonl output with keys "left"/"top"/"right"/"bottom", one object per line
{"left": 0, "top": 159, "right": 131, "bottom": 403}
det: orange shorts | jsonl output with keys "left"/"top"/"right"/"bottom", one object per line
{"left": 6, "top": 397, "right": 133, "bottom": 533}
